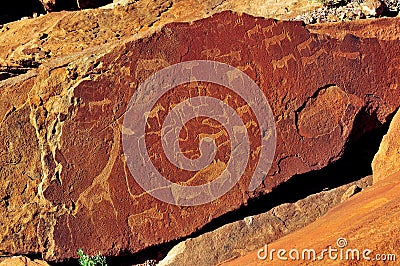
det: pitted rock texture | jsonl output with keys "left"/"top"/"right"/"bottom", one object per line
{"left": 158, "top": 176, "right": 372, "bottom": 266}
{"left": 372, "top": 108, "right": 400, "bottom": 183}
{"left": 0, "top": 11, "right": 400, "bottom": 261}
{"left": 223, "top": 170, "right": 400, "bottom": 266}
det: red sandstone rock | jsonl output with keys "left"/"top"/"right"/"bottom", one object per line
{"left": 0, "top": 11, "right": 399, "bottom": 262}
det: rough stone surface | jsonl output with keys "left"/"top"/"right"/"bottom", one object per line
{"left": 158, "top": 176, "right": 372, "bottom": 266}
{"left": 222, "top": 170, "right": 400, "bottom": 266}
{"left": 372, "top": 108, "right": 400, "bottom": 183}
{"left": 0, "top": 256, "right": 49, "bottom": 266}
{"left": 0, "top": 10, "right": 400, "bottom": 262}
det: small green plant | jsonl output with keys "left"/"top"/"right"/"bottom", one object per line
{"left": 77, "top": 249, "right": 107, "bottom": 266}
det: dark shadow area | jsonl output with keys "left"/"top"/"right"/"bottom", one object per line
{"left": 48, "top": 0, "right": 113, "bottom": 11}
{"left": 383, "top": 9, "right": 399, "bottom": 17}
{"left": 383, "top": 0, "right": 400, "bottom": 17}
{"left": 0, "top": 0, "right": 45, "bottom": 25}
{"left": 0, "top": 66, "right": 33, "bottom": 81}
{"left": 51, "top": 106, "right": 396, "bottom": 265}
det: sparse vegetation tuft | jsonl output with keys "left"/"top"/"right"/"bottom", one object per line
{"left": 77, "top": 249, "right": 107, "bottom": 266}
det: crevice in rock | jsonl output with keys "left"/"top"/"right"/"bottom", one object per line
{"left": 52, "top": 106, "right": 395, "bottom": 265}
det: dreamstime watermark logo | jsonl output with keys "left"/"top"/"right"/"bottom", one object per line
{"left": 122, "top": 60, "right": 276, "bottom": 206}
{"left": 257, "top": 237, "right": 397, "bottom": 262}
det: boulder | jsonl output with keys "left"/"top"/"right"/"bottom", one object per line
{"left": 0, "top": 9, "right": 399, "bottom": 262}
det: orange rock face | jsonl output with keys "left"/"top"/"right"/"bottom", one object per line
{"left": 0, "top": 10, "right": 399, "bottom": 261}
{"left": 372, "top": 108, "right": 400, "bottom": 183}
{"left": 222, "top": 170, "right": 400, "bottom": 266}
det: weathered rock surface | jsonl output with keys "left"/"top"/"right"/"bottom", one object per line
{"left": 158, "top": 176, "right": 372, "bottom": 266}
{"left": 372, "top": 108, "right": 400, "bottom": 183}
{"left": 222, "top": 170, "right": 400, "bottom": 266}
{"left": 0, "top": 9, "right": 399, "bottom": 263}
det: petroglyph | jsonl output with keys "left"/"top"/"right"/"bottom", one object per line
{"left": 1, "top": 11, "right": 399, "bottom": 260}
